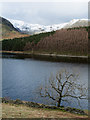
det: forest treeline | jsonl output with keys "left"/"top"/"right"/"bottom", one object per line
{"left": 1, "top": 27, "right": 89, "bottom": 56}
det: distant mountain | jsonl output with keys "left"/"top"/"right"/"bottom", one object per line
{"left": 0, "top": 17, "right": 29, "bottom": 40}
{"left": 8, "top": 18, "right": 89, "bottom": 35}
{"left": 63, "top": 19, "right": 88, "bottom": 28}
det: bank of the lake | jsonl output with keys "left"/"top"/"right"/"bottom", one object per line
{"left": 2, "top": 103, "right": 88, "bottom": 119}
{"left": 1, "top": 51, "right": 88, "bottom": 63}
{"left": 2, "top": 98, "right": 88, "bottom": 119}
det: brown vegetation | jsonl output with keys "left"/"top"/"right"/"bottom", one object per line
{"left": 1, "top": 32, "right": 29, "bottom": 40}
{"left": 23, "top": 28, "right": 88, "bottom": 55}
{"left": 35, "top": 29, "right": 88, "bottom": 55}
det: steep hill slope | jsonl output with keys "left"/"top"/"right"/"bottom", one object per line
{"left": 2, "top": 27, "right": 88, "bottom": 56}
{"left": 0, "top": 17, "right": 29, "bottom": 40}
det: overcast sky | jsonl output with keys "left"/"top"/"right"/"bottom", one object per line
{"left": 1, "top": 2, "right": 88, "bottom": 25}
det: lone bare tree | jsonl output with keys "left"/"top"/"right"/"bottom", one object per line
{"left": 40, "top": 69, "right": 88, "bottom": 107}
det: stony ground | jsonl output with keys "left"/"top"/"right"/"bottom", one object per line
{"left": 2, "top": 103, "right": 88, "bottom": 119}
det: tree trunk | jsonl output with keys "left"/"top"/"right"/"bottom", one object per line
{"left": 57, "top": 98, "right": 61, "bottom": 107}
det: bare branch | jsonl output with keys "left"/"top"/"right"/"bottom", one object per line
{"left": 39, "top": 69, "right": 88, "bottom": 107}
{"left": 46, "top": 91, "right": 56, "bottom": 101}
{"left": 40, "top": 87, "right": 56, "bottom": 101}
{"left": 62, "top": 94, "right": 87, "bottom": 100}
{"left": 50, "top": 83, "right": 62, "bottom": 94}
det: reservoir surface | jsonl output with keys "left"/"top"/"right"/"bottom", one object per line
{"left": 2, "top": 57, "right": 88, "bottom": 109}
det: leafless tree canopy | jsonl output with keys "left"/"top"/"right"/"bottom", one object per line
{"left": 40, "top": 69, "right": 88, "bottom": 107}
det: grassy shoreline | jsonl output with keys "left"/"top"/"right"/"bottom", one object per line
{"left": 1, "top": 50, "right": 88, "bottom": 63}
{"left": 2, "top": 98, "right": 88, "bottom": 119}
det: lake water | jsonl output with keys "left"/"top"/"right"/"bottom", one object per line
{"left": 2, "top": 57, "right": 88, "bottom": 109}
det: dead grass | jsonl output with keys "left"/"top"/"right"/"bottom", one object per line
{"left": 1, "top": 32, "right": 29, "bottom": 41}
{"left": 2, "top": 103, "right": 88, "bottom": 119}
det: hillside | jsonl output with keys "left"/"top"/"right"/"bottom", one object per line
{"left": 2, "top": 27, "right": 88, "bottom": 56}
{"left": 0, "top": 17, "right": 29, "bottom": 40}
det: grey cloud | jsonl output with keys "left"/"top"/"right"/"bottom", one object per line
{"left": 1, "top": 2, "right": 88, "bottom": 25}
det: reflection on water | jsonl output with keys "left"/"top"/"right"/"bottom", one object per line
{"left": 2, "top": 57, "right": 88, "bottom": 109}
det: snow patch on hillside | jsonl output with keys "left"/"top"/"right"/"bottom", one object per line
{"left": 8, "top": 18, "right": 88, "bottom": 35}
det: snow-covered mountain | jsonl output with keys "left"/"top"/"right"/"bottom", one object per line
{"left": 8, "top": 19, "right": 89, "bottom": 35}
